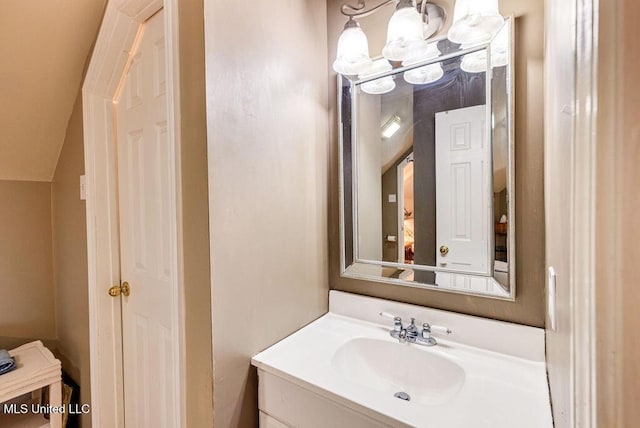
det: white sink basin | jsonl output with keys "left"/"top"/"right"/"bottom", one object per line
{"left": 332, "top": 337, "right": 465, "bottom": 405}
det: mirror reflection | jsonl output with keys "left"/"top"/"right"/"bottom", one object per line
{"left": 340, "top": 20, "right": 514, "bottom": 299}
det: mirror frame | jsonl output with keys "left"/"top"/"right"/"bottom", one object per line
{"left": 338, "top": 17, "right": 516, "bottom": 300}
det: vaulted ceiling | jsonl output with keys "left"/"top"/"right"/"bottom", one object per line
{"left": 0, "top": 0, "right": 106, "bottom": 182}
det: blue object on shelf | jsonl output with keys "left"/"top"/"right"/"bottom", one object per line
{"left": 0, "top": 349, "right": 16, "bottom": 375}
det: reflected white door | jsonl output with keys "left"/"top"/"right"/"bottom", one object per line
{"left": 115, "top": 10, "right": 177, "bottom": 428}
{"left": 435, "top": 105, "right": 491, "bottom": 274}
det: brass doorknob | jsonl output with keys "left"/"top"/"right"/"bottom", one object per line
{"left": 439, "top": 245, "right": 449, "bottom": 256}
{"left": 108, "top": 282, "right": 131, "bottom": 297}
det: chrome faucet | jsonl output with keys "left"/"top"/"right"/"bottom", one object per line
{"left": 406, "top": 318, "right": 419, "bottom": 341}
{"left": 380, "top": 312, "right": 451, "bottom": 347}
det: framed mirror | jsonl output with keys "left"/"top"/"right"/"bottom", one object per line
{"left": 339, "top": 18, "right": 515, "bottom": 300}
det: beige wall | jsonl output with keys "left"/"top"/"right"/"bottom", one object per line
{"left": 595, "top": 0, "right": 640, "bottom": 425}
{"left": 178, "top": 0, "right": 215, "bottom": 424}
{"left": 51, "top": 89, "right": 92, "bottom": 427}
{"left": 0, "top": 0, "right": 106, "bottom": 182}
{"left": 0, "top": 181, "right": 55, "bottom": 340}
{"left": 204, "top": 0, "right": 330, "bottom": 425}
{"left": 616, "top": 2, "right": 640, "bottom": 421}
{"left": 328, "top": 0, "right": 546, "bottom": 327}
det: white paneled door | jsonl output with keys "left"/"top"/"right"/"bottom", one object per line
{"left": 435, "top": 105, "right": 491, "bottom": 274}
{"left": 115, "top": 10, "right": 177, "bottom": 428}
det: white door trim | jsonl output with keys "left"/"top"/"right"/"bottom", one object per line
{"left": 82, "top": 0, "right": 185, "bottom": 426}
{"left": 571, "top": 0, "right": 598, "bottom": 425}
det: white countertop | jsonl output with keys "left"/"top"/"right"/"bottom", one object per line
{"left": 252, "top": 291, "right": 552, "bottom": 428}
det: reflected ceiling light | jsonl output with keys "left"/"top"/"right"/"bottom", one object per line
{"left": 447, "top": 0, "right": 504, "bottom": 46}
{"left": 488, "top": 26, "right": 509, "bottom": 67}
{"left": 460, "top": 27, "right": 509, "bottom": 73}
{"left": 382, "top": 115, "right": 402, "bottom": 138}
{"left": 460, "top": 49, "right": 487, "bottom": 73}
{"left": 333, "top": 18, "right": 373, "bottom": 75}
{"left": 403, "top": 63, "right": 444, "bottom": 84}
{"left": 359, "top": 59, "right": 395, "bottom": 94}
{"left": 401, "top": 42, "right": 443, "bottom": 84}
{"left": 334, "top": 0, "right": 445, "bottom": 70}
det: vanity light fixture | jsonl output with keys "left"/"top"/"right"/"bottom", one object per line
{"left": 333, "top": 0, "right": 446, "bottom": 74}
{"left": 381, "top": 115, "right": 402, "bottom": 138}
{"left": 334, "top": 0, "right": 506, "bottom": 78}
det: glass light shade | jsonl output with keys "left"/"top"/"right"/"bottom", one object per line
{"left": 333, "top": 23, "right": 372, "bottom": 75}
{"left": 447, "top": 0, "right": 504, "bottom": 45}
{"left": 401, "top": 41, "right": 441, "bottom": 65}
{"left": 359, "top": 59, "right": 395, "bottom": 95}
{"left": 382, "top": 7, "right": 428, "bottom": 62}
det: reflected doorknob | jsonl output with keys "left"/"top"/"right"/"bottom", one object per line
{"left": 121, "top": 282, "right": 130, "bottom": 297}
{"left": 439, "top": 245, "right": 449, "bottom": 256}
{"left": 108, "top": 282, "right": 131, "bottom": 297}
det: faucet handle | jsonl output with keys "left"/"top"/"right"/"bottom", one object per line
{"left": 423, "top": 323, "right": 451, "bottom": 335}
{"left": 380, "top": 312, "right": 403, "bottom": 331}
{"left": 379, "top": 312, "right": 397, "bottom": 320}
{"left": 432, "top": 325, "right": 452, "bottom": 335}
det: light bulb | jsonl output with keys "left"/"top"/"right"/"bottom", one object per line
{"left": 333, "top": 19, "right": 372, "bottom": 75}
{"left": 382, "top": 3, "right": 428, "bottom": 62}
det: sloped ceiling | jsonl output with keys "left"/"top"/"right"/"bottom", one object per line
{"left": 0, "top": 0, "right": 106, "bottom": 182}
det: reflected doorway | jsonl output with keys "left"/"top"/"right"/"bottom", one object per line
{"left": 397, "top": 153, "right": 415, "bottom": 264}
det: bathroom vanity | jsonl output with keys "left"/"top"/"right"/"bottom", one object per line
{"left": 252, "top": 291, "right": 552, "bottom": 428}
{"left": 255, "top": 8, "right": 551, "bottom": 427}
